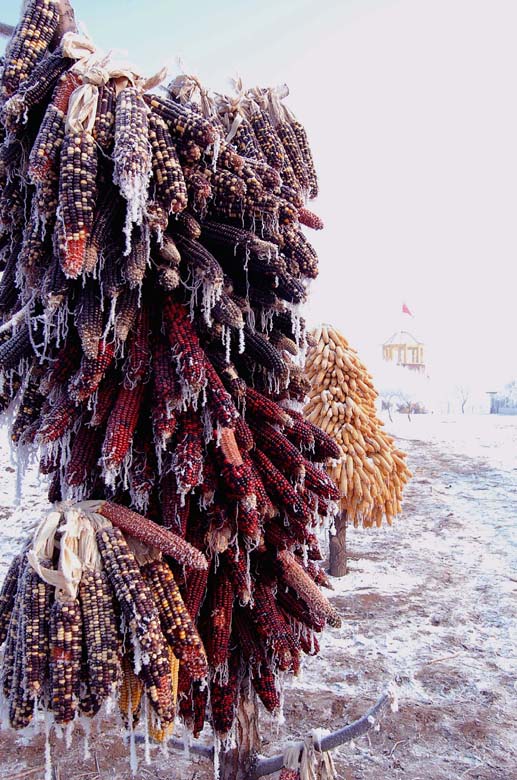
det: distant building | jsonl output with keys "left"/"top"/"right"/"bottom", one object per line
{"left": 487, "top": 385, "right": 517, "bottom": 415}
{"left": 382, "top": 330, "right": 425, "bottom": 374}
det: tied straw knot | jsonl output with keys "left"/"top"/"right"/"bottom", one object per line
{"left": 60, "top": 30, "right": 167, "bottom": 134}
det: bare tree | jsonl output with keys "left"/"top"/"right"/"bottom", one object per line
{"left": 455, "top": 385, "right": 470, "bottom": 414}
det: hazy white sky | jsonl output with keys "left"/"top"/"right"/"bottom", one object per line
{"left": 1, "top": 0, "right": 516, "bottom": 390}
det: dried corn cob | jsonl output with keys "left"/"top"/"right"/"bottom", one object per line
{"left": 49, "top": 596, "right": 83, "bottom": 724}
{"left": 74, "top": 279, "right": 103, "bottom": 359}
{"left": 253, "top": 449, "right": 306, "bottom": 520}
{"left": 244, "top": 100, "right": 286, "bottom": 170}
{"left": 146, "top": 94, "right": 217, "bottom": 148}
{"left": 114, "top": 86, "right": 152, "bottom": 232}
{"left": 250, "top": 420, "right": 305, "bottom": 478}
{"left": 298, "top": 207, "right": 324, "bottom": 230}
{"left": 250, "top": 583, "right": 294, "bottom": 670}
{"left": 148, "top": 112, "right": 188, "bottom": 215}
{"left": 162, "top": 296, "right": 207, "bottom": 396}
{"left": 69, "top": 339, "right": 115, "bottom": 403}
{"left": 142, "top": 558, "right": 207, "bottom": 681}
{"left": 23, "top": 560, "right": 52, "bottom": 697}
{"left": 57, "top": 130, "right": 98, "bottom": 277}
{"left": 97, "top": 502, "right": 208, "bottom": 570}
{"left": 119, "top": 652, "right": 144, "bottom": 726}
{"left": 79, "top": 566, "right": 121, "bottom": 708}
{"left": 65, "top": 421, "right": 102, "bottom": 486}
{"left": 92, "top": 80, "right": 116, "bottom": 152}
{"left": 114, "top": 286, "right": 139, "bottom": 345}
{"left": 36, "top": 391, "right": 77, "bottom": 444}
{"left": 277, "top": 550, "right": 341, "bottom": 628}
{"left": 2, "top": 50, "right": 72, "bottom": 131}
{"left": 210, "top": 647, "right": 241, "bottom": 737}
{"left": 124, "top": 220, "right": 150, "bottom": 289}
{"left": 102, "top": 381, "right": 145, "bottom": 472}
{"left": 96, "top": 527, "right": 169, "bottom": 685}
{"left": 251, "top": 663, "right": 281, "bottom": 713}
{"left": 11, "top": 370, "right": 45, "bottom": 444}
{"left": 1, "top": 0, "right": 60, "bottom": 99}
{"left": 172, "top": 409, "right": 204, "bottom": 495}
{"left": 204, "top": 567, "right": 233, "bottom": 669}
{"left": 27, "top": 71, "right": 81, "bottom": 183}
{"left": 0, "top": 554, "right": 23, "bottom": 646}
{"left": 286, "top": 111, "right": 318, "bottom": 198}
{"left": 0, "top": 325, "right": 33, "bottom": 371}
{"left": 224, "top": 544, "right": 252, "bottom": 605}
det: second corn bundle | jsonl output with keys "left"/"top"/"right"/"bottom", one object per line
{"left": 0, "top": 0, "right": 342, "bottom": 750}
{"left": 304, "top": 326, "right": 412, "bottom": 528}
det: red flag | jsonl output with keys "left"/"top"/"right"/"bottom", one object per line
{"left": 402, "top": 303, "right": 413, "bottom": 317}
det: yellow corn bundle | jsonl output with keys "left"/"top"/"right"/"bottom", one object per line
{"left": 304, "top": 325, "right": 412, "bottom": 528}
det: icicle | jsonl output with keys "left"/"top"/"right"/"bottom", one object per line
{"left": 103, "top": 296, "right": 117, "bottom": 342}
{"left": 65, "top": 721, "right": 74, "bottom": 749}
{"left": 82, "top": 716, "right": 92, "bottom": 761}
{"left": 143, "top": 695, "right": 151, "bottom": 765}
{"left": 44, "top": 711, "right": 53, "bottom": 780}
{"left": 238, "top": 325, "right": 245, "bottom": 354}
{"left": 213, "top": 734, "right": 221, "bottom": 780}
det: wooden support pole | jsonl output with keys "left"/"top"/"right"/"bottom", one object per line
{"left": 249, "top": 691, "right": 391, "bottom": 779}
{"left": 220, "top": 681, "right": 261, "bottom": 780}
{"left": 329, "top": 509, "right": 347, "bottom": 577}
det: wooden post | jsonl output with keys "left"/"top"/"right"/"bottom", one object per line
{"left": 220, "top": 681, "right": 261, "bottom": 780}
{"left": 329, "top": 509, "right": 347, "bottom": 577}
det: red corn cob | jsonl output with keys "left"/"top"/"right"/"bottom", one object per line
{"left": 234, "top": 418, "right": 254, "bottom": 453}
{"left": 276, "top": 587, "right": 325, "bottom": 632}
{"left": 162, "top": 297, "right": 206, "bottom": 396}
{"left": 102, "top": 382, "right": 145, "bottom": 471}
{"left": 161, "top": 470, "right": 189, "bottom": 536}
{"left": 252, "top": 663, "right": 281, "bottom": 713}
{"left": 298, "top": 207, "right": 324, "bottom": 230}
{"left": 37, "top": 393, "right": 77, "bottom": 444}
{"left": 182, "top": 568, "right": 209, "bottom": 621}
{"left": 250, "top": 420, "right": 305, "bottom": 478}
{"left": 245, "top": 386, "right": 291, "bottom": 427}
{"left": 250, "top": 584, "right": 293, "bottom": 670}
{"left": 204, "top": 568, "right": 233, "bottom": 669}
{"left": 172, "top": 409, "right": 204, "bottom": 495}
{"left": 252, "top": 449, "right": 306, "bottom": 520}
{"left": 125, "top": 304, "right": 150, "bottom": 386}
{"left": 203, "top": 358, "right": 238, "bottom": 429}
{"left": 224, "top": 544, "right": 252, "bottom": 605}
{"left": 210, "top": 648, "right": 241, "bottom": 738}
{"left": 69, "top": 340, "right": 115, "bottom": 403}
{"left": 303, "top": 461, "right": 341, "bottom": 502}
{"left": 279, "top": 770, "right": 300, "bottom": 780}
{"left": 277, "top": 550, "right": 341, "bottom": 628}
{"left": 97, "top": 501, "right": 208, "bottom": 570}
{"left": 151, "top": 337, "right": 179, "bottom": 445}
{"left": 179, "top": 679, "right": 207, "bottom": 737}
{"left": 89, "top": 371, "right": 119, "bottom": 427}
{"left": 66, "top": 421, "right": 102, "bottom": 486}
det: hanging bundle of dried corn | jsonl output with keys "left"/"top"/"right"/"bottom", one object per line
{"left": 304, "top": 326, "right": 412, "bottom": 527}
{"left": 0, "top": 0, "right": 338, "bottom": 761}
{"left": 0, "top": 502, "right": 192, "bottom": 731}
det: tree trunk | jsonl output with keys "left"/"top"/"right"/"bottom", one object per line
{"left": 329, "top": 510, "right": 347, "bottom": 577}
{"left": 219, "top": 682, "right": 261, "bottom": 780}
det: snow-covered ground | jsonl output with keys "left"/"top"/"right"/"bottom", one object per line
{"left": 0, "top": 414, "right": 515, "bottom": 779}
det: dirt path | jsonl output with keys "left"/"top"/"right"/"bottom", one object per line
{"left": 0, "top": 434, "right": 516, "bottom": 779}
